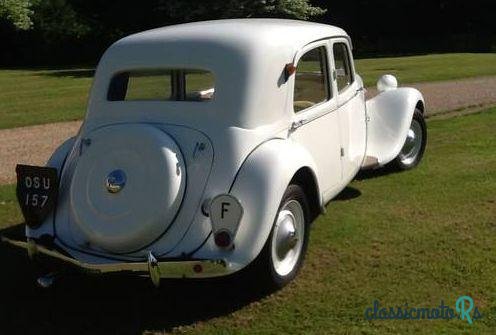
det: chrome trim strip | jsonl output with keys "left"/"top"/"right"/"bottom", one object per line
{"left": 1, "top": 236, "right": 229, "bottom": 281}
{"left": 291, "top": 86, "right": 364, "bottom": 131}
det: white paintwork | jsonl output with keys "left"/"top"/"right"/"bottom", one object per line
{"left": 195, "top": 138, "right": 319, "bottom": 268}
{"left": 290, "top": 39, "right": 342, "bottom": 198}
{"left": 377, "top": 74, "right": 399, "bottom": 92}
{"left": 365, "top": 88, "right": 424, "bottom": 165}
{"left": 69, "top": 124, "right": 185, "bottom": 253}
{"left": 332, "top": 37, "right": 368, "bottom": 185}
{"left": 26, "top": 19, "right": 424, "bottom": 274}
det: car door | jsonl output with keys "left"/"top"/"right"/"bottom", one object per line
{"left": 289, "top": 41, "right": 343, "bottom": 199}
{"left": 331, "top": 39, "right": 367, "bottom": 182}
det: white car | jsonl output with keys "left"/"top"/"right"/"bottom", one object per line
{"left": 3, "top": 19, "right": 427, "bottom": 289}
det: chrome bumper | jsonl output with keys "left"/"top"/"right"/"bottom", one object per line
{"left": 1, "top": 236, "right": 229, "bottom": 287}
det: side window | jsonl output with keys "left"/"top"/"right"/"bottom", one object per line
{"left": 333, "top": 42, "right": 354, "bottom": 93}
{"left": 293, "top": 46, "right": 330, "bottom": 113}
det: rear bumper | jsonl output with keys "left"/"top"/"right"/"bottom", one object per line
{"left": 1, "top": 236, "right": 231, "bottom": 286}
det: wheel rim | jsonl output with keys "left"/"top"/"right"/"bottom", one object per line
{"left": 271, "top": 200, "right": 305, "bottom": 277}
{"left": 399, "top": 118, "right": 423, "bottom": 166}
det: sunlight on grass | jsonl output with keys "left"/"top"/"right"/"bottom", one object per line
{"left": 356, "top": 53, "right": 496, "bottom": 87}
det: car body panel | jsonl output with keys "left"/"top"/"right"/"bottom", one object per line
{"left": 193, "top": 137, "right": 320, "bottom": 270}
{"left": 13, "top": 19, "right": 425, "bottom": 277}
{"left": 365, "top": 88, "right": 424, "bottom": 165}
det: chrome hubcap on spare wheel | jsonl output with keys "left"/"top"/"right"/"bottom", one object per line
{"left": 105, "top": 169, "right": 127, "bottom": 194}
{"left": 399, "top": 119, "right": 423, "bottom": 166}
{"left": 271, "top": 200, "right": 305, "bottom": 276}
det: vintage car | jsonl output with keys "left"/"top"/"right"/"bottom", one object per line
{"left": 3, "top": 19, "right": 426, "bottom": 289}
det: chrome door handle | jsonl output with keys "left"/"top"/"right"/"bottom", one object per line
{"left": 290, "top": 119, "right": 306, "bottom": 131}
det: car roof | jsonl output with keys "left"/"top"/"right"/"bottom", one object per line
{"left": 117, "top": 19, "right": 348, "bottom": 51}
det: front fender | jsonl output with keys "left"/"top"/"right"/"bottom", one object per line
{"left": 365, "top": 88, "right": 424, "bottom": 165}
{"left": 194, "top": 138, "right": 319, "bottom": 271}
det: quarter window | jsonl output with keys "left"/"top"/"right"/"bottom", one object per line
{"left": 107, "top": 69, "right": 215, "bottom": 102}
{"left": 333, "top": 43, "right": 354, "bottom": 92}
{"left": 293, "top": 46, "right": 330, "bottom": 113}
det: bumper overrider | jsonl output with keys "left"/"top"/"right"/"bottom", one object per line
{"left": 0, "top": 236, "right": 229, "bottom": 287}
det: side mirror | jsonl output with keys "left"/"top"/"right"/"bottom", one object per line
{"left": 377, "top": 74, "right": 398, "bottom": 93}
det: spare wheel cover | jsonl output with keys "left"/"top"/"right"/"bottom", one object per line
{"left": 70, "top": 124, "right": 186, "bottom": 253}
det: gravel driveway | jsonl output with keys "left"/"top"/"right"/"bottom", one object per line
{"left": 367, "top": 76, "right": 496, "bottom": 113}
{"left": 0, "top": 121, "right": 81, "bottom": 184}
{"left": 1, "top": 76, "right": 496, "bottom": 185}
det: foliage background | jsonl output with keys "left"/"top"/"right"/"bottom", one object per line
{"left": 1, "top": 0, "right": 495, "bottom": 66}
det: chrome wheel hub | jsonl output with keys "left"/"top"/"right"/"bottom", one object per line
{"left": 399, "top": 119, "right": 423, "bottom": 166}
{"left": 271, "top": 200, "right": 304, "bottom": 276}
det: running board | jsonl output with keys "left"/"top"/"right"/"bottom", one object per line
{"left": 361, "top": 156, "right": 379, "bottom": 169}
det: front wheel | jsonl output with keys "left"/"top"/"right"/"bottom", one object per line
{"left": 391, "top": 108, "right": 427, "bottom": 170}
{"left": 248, "top": 184, "right": 310, "bottom": 290}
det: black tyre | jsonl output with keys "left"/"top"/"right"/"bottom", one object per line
{"left": 248, "top": 184, "right": 310, "bottom": 290}
{"left": 391, "top": 108, "right": 427, "bottom": 170}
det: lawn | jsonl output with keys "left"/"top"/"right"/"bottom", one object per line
{"left": 0, "top": 108, "right": 494, "bottom": 334}
{"left": 0, "top": 68, "right": 93, "bottom": 129}
{"left": 1, "top": 53, "right": 496, "bottom": 129}
{"left": 355, "top": 53, "right": 496, "bottom": 87}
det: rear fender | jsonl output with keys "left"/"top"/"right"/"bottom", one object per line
{"left": 365, "top": 88, "right": 424, "bottom": 165}
{"left": 194, "top": 138, "right": 320, "bottom": 270}
{"left": 46, "top": 137, "right": 76, "bottom": 171}
{"left": 26, "top": 137, "right": 76, "bottom": 239}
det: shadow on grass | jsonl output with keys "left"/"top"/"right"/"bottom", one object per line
{"left": 0, "top": 224, "right": 271, "bottom": 335}
{"left": 41, "top": 69, "right": 95, "bottom": 78}
{"left": 355, "top": 165, "right": 400, "bottom": 181}
{"left": 334, "top": 166, "right": 402, "bottom": 201}
{"left": 333, "top": 186, "right": 362, "bottom": 201}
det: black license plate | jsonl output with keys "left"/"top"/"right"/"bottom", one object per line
{"left": 16, "top": 164, "right": 58, "bottom": 227}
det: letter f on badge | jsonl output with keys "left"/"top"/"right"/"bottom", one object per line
{"left": 221, "top": 202, "right": 230, "bottom": 219}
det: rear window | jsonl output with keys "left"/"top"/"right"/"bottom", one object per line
{"left": 107, "top": 69, "right": 215, "bottom": 102}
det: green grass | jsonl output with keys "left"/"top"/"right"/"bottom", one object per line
{"left": 356, "top": 53, "right": 496, "bottom": 87}
{"left": 0, "top": 68, "right": 93, "bottom": 129}
{"left": 0, "top": 109, "right": 495, "bottom": 334}
{"left": 0, "top": 184, "right": 22, "bottom": 228}
{"left": 1, "top": 53, "right": 496, "bottom": 129}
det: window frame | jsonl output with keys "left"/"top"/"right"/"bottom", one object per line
{"left": 292, "top": 43, "right": 333, "bottom": 114}
{"left": 331, "top": 40, "right": 355, "bottom": 95}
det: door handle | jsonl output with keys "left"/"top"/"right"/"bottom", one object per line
{"left": 290, "top": 119, "right": 306, "bottom": 131}
{"left": 357, "top": 86, "right": 366, "bottom": 93}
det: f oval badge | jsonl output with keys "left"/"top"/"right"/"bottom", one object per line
{"left": 209, "top": 194, "right": 243, "bottom": 243}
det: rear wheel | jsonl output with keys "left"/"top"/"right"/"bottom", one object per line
{"left": 249, "top": 184, "right": 310, "bottom": 290}
{"left": 391, "top": 108, "right": 427, "bottom": 170}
